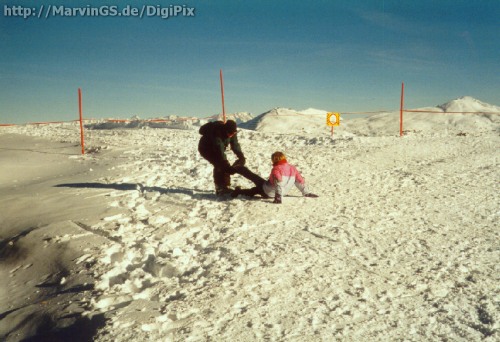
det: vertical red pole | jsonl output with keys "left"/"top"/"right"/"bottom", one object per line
{"left": 400, "top": 82, "right": 404, "bottom": 137}
{"left": 220, "top": 69, "right": 226, "bottom": 123}
{"left": 78, "top": 88, "right": 85, "bottom": 154}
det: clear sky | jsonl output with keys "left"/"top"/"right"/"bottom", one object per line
{"left": 1, "top": 0, "right": 498, "bottom": 124}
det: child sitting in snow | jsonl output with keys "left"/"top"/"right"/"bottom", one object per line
{"left": 231, "top": 151, "right": 318, "bottom": 204}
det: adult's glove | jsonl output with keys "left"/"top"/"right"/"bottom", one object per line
{"left": 233, "top": 158, "right": 245, "bottom": 167}
{"left": 233, "top": 152, "right": 246, "bottom": 168}
{"left": 273, "top": 193, "right": 282, "bottom": 204}
{"left": 232, "top": 157, "right": 246, "bottom": 167}
{"left": 221, "top": 160, "right": 236, "bottom": 174}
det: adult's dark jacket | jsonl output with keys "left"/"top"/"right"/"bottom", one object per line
{"left": 198, "top": 121, "right": 244, "bottom": 166}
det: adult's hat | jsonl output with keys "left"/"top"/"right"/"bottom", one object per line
{"left": 224, "top": 120, "right": 237, "bottom": 134}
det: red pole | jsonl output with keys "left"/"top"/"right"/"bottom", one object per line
{"left": 400, "top": 82, "right": 404, "bottom": 137}
{"left": 220, "top": 69, "right": 226, "bottom": 123}
{"left": 78, "top": 88, "right": 85, "bottom": 154}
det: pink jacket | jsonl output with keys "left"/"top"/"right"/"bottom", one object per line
{"left": 262, "top": 161, "right": 308, "bottom": 197}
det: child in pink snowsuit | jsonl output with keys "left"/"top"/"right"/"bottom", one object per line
{"left": 232, "top": 152, "right": 318, "bottom": 204}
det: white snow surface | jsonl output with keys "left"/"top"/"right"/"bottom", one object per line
{"left": 0, "top": 96, "right": 499, "bottom": 341}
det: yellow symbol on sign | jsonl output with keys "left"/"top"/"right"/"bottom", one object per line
{"left": 326, "top": 112, "right": 340, "bottom": 127}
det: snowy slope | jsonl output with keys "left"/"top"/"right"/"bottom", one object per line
{"left": 239, "top": 97, "right": 499, "bottom": 136}
{"left": 1, "top": 96, "right": 499, "bottom": 341}
{"left": 85, "top": 97, "right": 499, "bottom": 137}
{"left": 438, "top": 96, "right": 500, "bottom": 113}
{"left": 239, "top": 107, "right": 330, "bottom": 134}
{"left": 204, "top": 112, "right": 254, "bottom": 124}
{"left": 343, "top": 96, "right": 500, "bottom": 136}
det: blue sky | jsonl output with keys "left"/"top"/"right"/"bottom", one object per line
{"left": 1, "top": 0, "right": 498, "bottom": 124}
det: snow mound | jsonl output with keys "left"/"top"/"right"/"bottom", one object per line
{"left": 204, "top": 112, "right": 254, "bottom": 124}
{"left": 227, "top": 112, "right": 254, "bottom": 124}
{"left": 437, "top": 96, "right": 500, "bottom": 113}
{"left": 237, "top": 97, "right": 500, "bottom": 136}
{"left": 299, "top": 108, "right": 329, "bottom": 116}
{"left": 85, "top": 119, "right": 198, "bottom": 131}
{"left": 239, "top": 107, "right": 330, "bottom": 134}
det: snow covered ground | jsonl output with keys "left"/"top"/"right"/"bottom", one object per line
{"left": 0, "top": 97, "right": 499, "bottom": 341}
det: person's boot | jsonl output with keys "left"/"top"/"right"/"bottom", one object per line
{"left": 231, "top": 186, "right": 242, "bottom": 198}
{"left": 234, "top": 186, "right": 260, "bottom": 198}
{"left": 215, "top": 185, "right": 232, "bottom": 196}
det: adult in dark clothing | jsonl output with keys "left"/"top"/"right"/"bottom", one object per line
{"left": 198, "top": 120, "right": 246, "bottom": 195}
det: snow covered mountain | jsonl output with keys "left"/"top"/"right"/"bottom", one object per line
{"left": 238, "top": 97, "right": 499, "bottom": 136}
{"left": 239, "top": 107, "right": 329, "bottom": 134}
{"left": 437, "top": 96, "right": 500, "bottom": 113}
{"left": 85, "top": 97, "right": 499, "bottom": 137}
{"left": 204, "top": 112, "right": 254, "bottom": 124}
{"left": 342, "top": 96, "right": 500, "bottom": 137}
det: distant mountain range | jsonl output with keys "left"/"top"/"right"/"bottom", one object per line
{"left": 235, "top": 97, "right": 499, "bottom": 134}
{"left": 204, "top": 112, "right": 254, "bottom": 124}
{"left": 437, "top": 96, "right": 500, "bottom": 113}
{"left": 89, "top": 96, "right": 499, "bottom": 135}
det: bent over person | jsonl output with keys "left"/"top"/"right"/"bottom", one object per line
{"left": 198, "top": 120, "right": 246, "bottom": 195}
